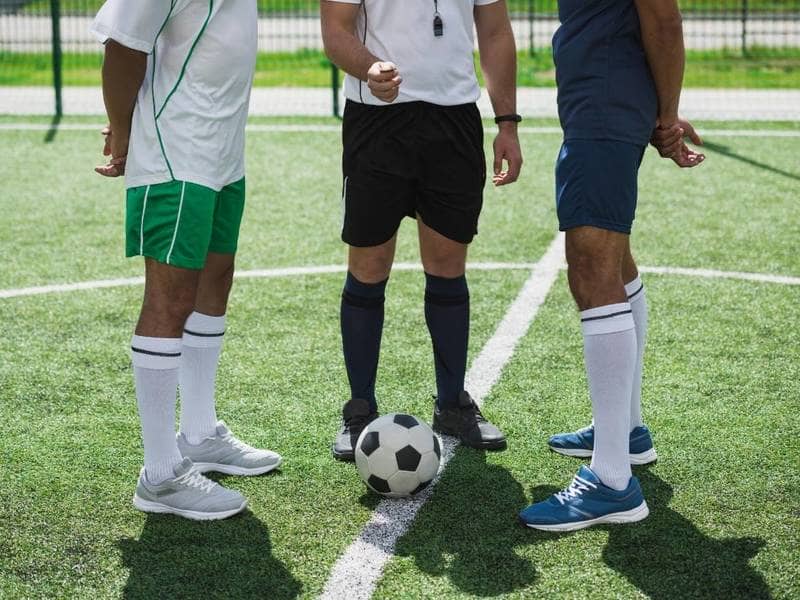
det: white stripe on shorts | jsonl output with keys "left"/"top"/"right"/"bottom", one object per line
{"left": 139, "top": 185, "right": 151, "bottom": 255}
{"left": 166, "top": 181, "right": 186, "bottom": 265}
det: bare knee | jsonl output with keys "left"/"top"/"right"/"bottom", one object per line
{"left": 565, "top": 227, "right": 628, "bottom": 310}
{"left": 136, "top": 259, "right": 200, "bottom": 337}
{"left": 195, "top": 253, "right": 235, "bottom": 316}
{"left": 348, "top": 241, "right": 395, "bottom": 283}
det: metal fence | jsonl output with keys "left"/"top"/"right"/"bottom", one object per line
{"left": 1, "top": 0, "right": 798, "bottom": 118}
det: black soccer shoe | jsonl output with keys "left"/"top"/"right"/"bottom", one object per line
{"left": 433, "top": 391, "right": 507, "bottom": 451}
{"left": 332, "top": 398, "right": 379, "bottom": 462}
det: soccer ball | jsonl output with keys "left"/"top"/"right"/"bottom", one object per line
{"left": 354, "top": 413, "right": 442, "bottom": 498}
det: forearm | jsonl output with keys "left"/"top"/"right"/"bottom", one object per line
{"left": 637, "top": 6, "right": 685, "bottom": 125}
{"left": 479, "top": 29, "right": 517, "bottom": 118}
{"left": 322, "top": 25, "right": 379, "bottom": 81}
{"left": 101, "top": 40, "right": 147, "bottom": 144}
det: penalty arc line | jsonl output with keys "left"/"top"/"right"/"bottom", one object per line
{"left": 318, "top": 232, "right": 566, "bottom": 600}
{"left": 1, "top": 261, "right": 799, "bottom": 300}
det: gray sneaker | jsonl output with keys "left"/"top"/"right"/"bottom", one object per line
{"left": 177, "top": 421, "right": 283, "bottom": 476}
{"left": 132, "top": 457, "right": 247, "bottom": 521}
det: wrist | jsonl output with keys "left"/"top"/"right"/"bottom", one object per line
{"left": 497, "top": 121, "right": 519, "bottom": 133}
{"left": 658, "top": 113, "right": 679, "bottom": 129}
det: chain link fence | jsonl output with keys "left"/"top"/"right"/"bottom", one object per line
{"left": 1, "top": 0, "right": 798, "bottom": 118}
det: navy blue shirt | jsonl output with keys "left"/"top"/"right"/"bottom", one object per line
{"left": 554, "top": 0, "right": 658, "bottom": 146}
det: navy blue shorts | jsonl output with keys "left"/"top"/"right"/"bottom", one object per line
{"left": 555, "top": 140, "right": 646, "bottom": 235}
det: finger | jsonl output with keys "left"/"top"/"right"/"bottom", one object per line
{"left": 683, "top": 122, "right": 703, "bottom": 145}
{"left": 504, "top": 155, "right": 522, "bottom": 183}
{"left": 378, "top": 61, "right": 397, "bottom": 73}
{"left": 656, "top": 128, "right": 683, "bottom": 148}
{"left": 103, "top": 141, "right": 112, "bottom": 156}
{"left": 101, "top": 126, "right": 111, "bottom": 136}
{"left": 370, "top": 69, "right": 399, "bottom": 83}
{"left": 652, "top": 124, "right": 681, "bottom": 142}
{"left": 493, "top": 150, "right": 503, "bottom": 175}
{"left": 95, "top": 163, "right": 120, "bottom": 177}
{"left": 369, "top": 79, "right": 401, "bottom": 93}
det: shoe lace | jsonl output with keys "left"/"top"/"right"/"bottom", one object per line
{"left": 460, "top": 401, "right": 487, "bottom": 423}
{"left": 554, "top": 475, "right": 597, "bottom": 505}
{"left": 221, "top": 432, "right": 251, "bottom": 453}
{"left": 178, "top": 469, "right": 216, "bottom": 494}
{"left": 344, "top": 414, "right": 372, "bottom": 432}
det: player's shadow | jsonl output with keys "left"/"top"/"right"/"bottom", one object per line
{"left": 603, "top": 468, "right": 771, "bottom": 599}
{"left": 117, "top": 507, "right": 302, "bottom": 599}
{"left": 392, "top": 447, "right": 558, "bottom": 596}
{"left": 703, "top": 139, "right": 800, "bottom": 182}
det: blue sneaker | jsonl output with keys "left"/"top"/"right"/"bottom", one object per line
{"left": 548, "top": 424, "right": 657, "bottom": 465}
{"left": 519, "top": 465, "right": 649, "bottom": 531}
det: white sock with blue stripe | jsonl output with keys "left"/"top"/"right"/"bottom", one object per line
{"left": 581, "top": 303, "right": 636, "bottom": 491}
{"left": 131, "top": 335, "right": 183, "bottom": 484}
{"left": 625, "top": 276, "right": 647, "bottom": 429}
{"left": 179, "top": 312, "right": 225, "bottom": 445}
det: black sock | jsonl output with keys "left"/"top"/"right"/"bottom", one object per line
{"left": 424, "top": 272, "right": 469, "bottom": 409}
{"left": 341, "top": 272, "right": 387, "bottom": 412}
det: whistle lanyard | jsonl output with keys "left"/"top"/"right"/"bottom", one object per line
{"left": 433, "top": 0, "right": 443, "bottom": 37}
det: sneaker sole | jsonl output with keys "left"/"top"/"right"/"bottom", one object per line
{"left": 332, "top": 446, "right": 355, "bottom": 462}
{"left": 132, "top": 495, "right": 248, "bottom": 521}
{"left": 521, "top": 500, "right": 649, "bottom": 532}
{"left": 549, "top": 446, "right": 658, "bottom": 465}
{"left": 432, "top": 425, "right": 507, "bottom": 451}
{"left": 192, "top": 457, "right": 283, "bottom": 476}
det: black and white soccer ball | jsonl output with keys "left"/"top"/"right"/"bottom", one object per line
{"left": 354, "top": 413, "right": 442, "bottom": 498}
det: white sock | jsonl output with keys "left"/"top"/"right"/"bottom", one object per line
{"left": 625, "top": 276, "right": 648, "bottom": 430}
{"left": 582, "top": 303, "right": 636, "bottom": 491}
{"left": 179, "top": 312, "right": 225, "bottom": 445}
{"left": 131, "top": 335, "right": 183, "bottom": 484}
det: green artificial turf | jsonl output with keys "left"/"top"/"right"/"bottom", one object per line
{"left": 0, "top": 119, "right": 799, "bottom": 598}
{"left": 3, "top": 48, "right": 798, "bottom": 88}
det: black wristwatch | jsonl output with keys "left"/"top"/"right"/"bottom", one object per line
{"left": 494, "top": 113, "right": 522, "bottom": 124}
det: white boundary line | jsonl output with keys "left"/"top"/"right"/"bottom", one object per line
{"left": 319, "top": 232, "right": 566, "bottom": 600}
{"left": 638, "top": 265, "right": 800, "bottom": 286}
{"left": 2, "top": 261, "right": 798, "bottom": 300}
{"left": 1, "top": 123, "right": 800, "bottom": 137}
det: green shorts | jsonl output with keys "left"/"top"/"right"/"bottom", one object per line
{"left": 126, "top": 178, "right": 245, "bottom": 270}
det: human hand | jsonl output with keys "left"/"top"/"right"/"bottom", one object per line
{"left": 95, "top": 125, "right": 128, "bottom": 177}
{"left": 651, "top": 117, "right": 705, "bottom": 168}
{"left": 367, "top": 61, "right": 402, "bottom": 103}
{"left": 492, "top": 125, "right": 523, "bottom": 186}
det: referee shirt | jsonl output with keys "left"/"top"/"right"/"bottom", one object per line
{"left": 329, "top": 0, "right": 499, "bottom": 107}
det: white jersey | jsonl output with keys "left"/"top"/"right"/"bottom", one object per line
{"left": 329, "top": 0, "right": 498, "bottom": 107}
{"left": 91, "top": 0, "right": 257, "bottom": 191}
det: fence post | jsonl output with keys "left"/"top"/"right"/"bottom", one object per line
{"left": 528, "top": 0, "right": 535, "bottom": 56}
{"left": 741, "top": 0, "right": 749, "bottom": 56}
{"left": 331, "top": 63, "right": 340, "bottom": 118}
{"left": 50, "top": 0, "right": 63, "bottom": 118}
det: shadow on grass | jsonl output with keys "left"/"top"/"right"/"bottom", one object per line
{"left": 118, "top": 509, "right": 302, "bottom": 599}
{"left": 392, "top": 447, "right": 557, "bottom": 596}
{"left": 603, "top": 468, "right": 770, "bottom": 599}
{"left": 704, "top": 139, "right": 800, "bottom": 182}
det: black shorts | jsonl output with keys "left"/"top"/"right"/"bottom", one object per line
{"left": 341, "top": 100, "right": 486, "bottom": 247}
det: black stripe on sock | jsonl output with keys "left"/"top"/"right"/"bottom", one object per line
{"left": 342, "top": 289, "right": 385, "bottom": 309}
{"left": 183, "top": 328, "right": 225, "bottom": 338}
{"left": 131, "top": 346, "right": 182, "bottom": 358}
{"left": 580, "top": 309, "right": 632, "bottom": 323}
{"left": 424, "top": 291, "right": 470, "bottom": 307}
{"left": 627, "top": 284, "right": 644, "bottom": 301}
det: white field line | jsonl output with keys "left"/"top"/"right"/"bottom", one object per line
{"left": 318, "top": 232, "right": 565, "bottom": 600}
{"left": 638, "top": 265, "right": 800, "bottom": 286}
{"left": 3, "top": 260, "right": 800, "bottom": 300}
{"left": 2, "top": 122, "right": 800, "bottom": 138}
